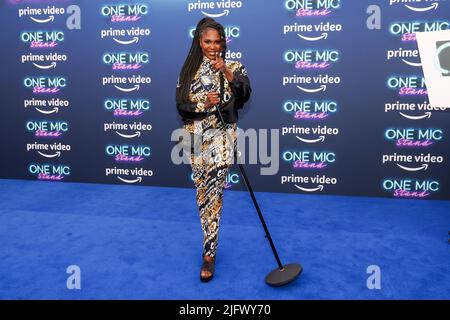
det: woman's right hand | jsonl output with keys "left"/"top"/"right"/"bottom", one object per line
{"left": 205, "top": 92, "right": 220, "bottom": 108}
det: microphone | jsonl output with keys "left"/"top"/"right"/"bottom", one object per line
{"left": 200, "top": 51, "right": 222, "bottom": 92}
{"left": 199, "top": 51, "right": 225, "bottom": 113}
{"left": 200, "top": 74, "right": 214, "bottom": 92}
{"left": 216, "top": 51, "right": 225, "bottom": 104}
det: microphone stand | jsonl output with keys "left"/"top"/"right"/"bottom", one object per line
{"left": 210, "top": 63, "right": 302, "bottom": 287}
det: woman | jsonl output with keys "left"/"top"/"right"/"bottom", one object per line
{"left": 176, "top": 18, "right": 251, "bottom": 282}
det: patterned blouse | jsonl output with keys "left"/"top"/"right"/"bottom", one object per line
{"left": 176, "top": 55, "right": 251, "bottom": 124}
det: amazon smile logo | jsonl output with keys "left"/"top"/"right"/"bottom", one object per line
{"left": 106, "top": 167, "right": 153, "bottom": 184}
{"left": 281, "top": 174, "right": 338, "bottom": 193}
{"left": 18, "top": 6, "right": 66, "bottom": 23}
{"left": 102, "top": 75, "right": 152, "bottom": 92}
{"left": 386, "top": 48, "right": 422, "bottom": 67}
{"left": 100, "top": 27, "right": 151, "bottom": 44}
{"left": 27, "top": 142, "right": 71, "bottom": 159}
{"left": 21, "top": 53, "right": 67, "bottom": 69}
{"left": 384, "top": 100, "right": 436, "bottom": 120}
{"left": 282, "top": 125, "right": 339, "bottom": 144}
{"left": 24, "top": 98, "right": 69, "bottom": 115}
{"left": 188, "top": 0, "right": 243, "bottom": 17}
{"left": 389, "top": 0, "right": 440, "bottom": 12}
{"left": 382, "top": 152, "right": 444, "bottom": 172}
{"left": 103, "top": 121, "right": 153, "bottom": 138}
{"left": 283, "top": 22, "right": 343, "bottom": 41}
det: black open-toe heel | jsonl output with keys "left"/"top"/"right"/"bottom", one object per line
{"left": 200, "top": 257, "right": 215, "bottom": 282}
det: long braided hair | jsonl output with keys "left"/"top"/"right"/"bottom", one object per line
{"left": 178, "top": 18, "right": 227, "bottom": 103}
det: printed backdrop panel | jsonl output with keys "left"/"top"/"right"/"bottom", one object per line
{"left": 0, "top": 0, "right": 449, "bottom": 200}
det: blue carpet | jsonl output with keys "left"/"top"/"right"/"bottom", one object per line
{"left": 0, "top": 178, "right": 448, "bottom": 299}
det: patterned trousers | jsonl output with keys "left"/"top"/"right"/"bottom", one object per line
{"left": 184, "top": 115, "right": 237, "bottom": 257}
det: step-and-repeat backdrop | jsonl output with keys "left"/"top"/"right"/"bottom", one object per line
{"left": 0, "top": 0, "right": 449, "bottom": 200}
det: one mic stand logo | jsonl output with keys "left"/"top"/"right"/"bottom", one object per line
{"left": 103, "top": 52, "right": 149, "bottom": 71}
{"left": 105, "top": 145, "right": 151, "bottom": 163}
{"left": 24, "top": 76, "right": 66, "bottom": 94}
{"left": 435, "top": 40, "right": 450, "bottom": 76}
{"left": 101, "top": 4, "right": 148, "bottom": 22}
{"left": 284, "top": 0, "right": 341, "bottom": 17}
{"left": 21, "top": 30, "right": 64, "bottom": 49}
{"left": 28, "top": 163, "right": 71, "bottom": 181}
{"left": 385, "top": 128, "right": 443, "bottom": 148}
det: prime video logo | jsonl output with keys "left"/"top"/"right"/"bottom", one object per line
{"left": 435, "top": 40, "right": 450, "bottom": 76}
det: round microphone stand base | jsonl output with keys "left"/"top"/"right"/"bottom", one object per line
{"left": 265, "top": 263, "right": 303, "bottom": 287}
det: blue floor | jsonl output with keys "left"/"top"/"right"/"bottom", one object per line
{"left": 0, "top": 178, "right": 449, "bottom": 299}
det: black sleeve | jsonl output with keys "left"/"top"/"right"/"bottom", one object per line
{"left": 230, "top": 63, "right": 251, "bottom": 109}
